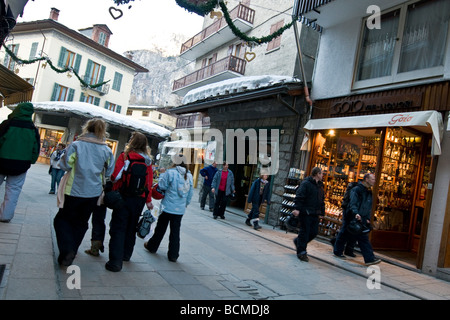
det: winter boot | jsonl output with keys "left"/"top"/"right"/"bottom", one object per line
{"left": 85, "top": 240, "right": 104, "bottom": 257}
{"left": 251, "top": 218, "right": 262, "bottom": 230}
{"left": 245, "top": 217, "right": 251, "bottom": 226}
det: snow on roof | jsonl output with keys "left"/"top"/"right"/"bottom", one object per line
{"left": 182, "top": 75, "right": 302, "bottom": 105}
{"left": 128, "top": 105, "right": 161, "bottom": 110}
{"left": 32, "top": 101, "right": 171, "bottom": 139}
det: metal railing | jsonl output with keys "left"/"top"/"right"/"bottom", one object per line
{"left": 173, "top": 55, "right": 246, "bottom": 91}
{"left": 180, "top": 4, "right": 255, "bottom": 54}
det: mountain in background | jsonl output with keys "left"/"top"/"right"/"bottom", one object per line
{"left": 126, "top": 35, "right": 195, "bottom": 108}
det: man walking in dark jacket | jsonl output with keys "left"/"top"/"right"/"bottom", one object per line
{"left": 199, "top": 161, "right": 217, "bottom": 211}
{"left": 0, "top": 102, "right": 40, "bottom": 222}
{"left": 292, "top": 167, "right": 325, "bottom": 262}
{"left": 334, "top": 173, "right": 381, "bottom": 266}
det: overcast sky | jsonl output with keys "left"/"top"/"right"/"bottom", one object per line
{"left": 16, "top": 0, "right": 204, "bottom": 55}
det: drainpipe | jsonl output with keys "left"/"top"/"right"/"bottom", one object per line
{"left": 292, "top": 0, "right": 314, "bottom": 171}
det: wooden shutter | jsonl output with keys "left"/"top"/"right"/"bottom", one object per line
{"left": 29, "top": 42, "right": 39, "bottom": 60}
{"left": 58, "top": 47, "right": 67, "bottom": 67}
{"left": 74, "top": 54, "right": 82, "bottom": 73}
{"left": 51, "top": 83, "right": 59, "bottom": 101}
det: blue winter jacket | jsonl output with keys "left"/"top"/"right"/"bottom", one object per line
{"left": 159, "top": 166, "right": 194, "bottom": 215}
{"left": 200, "top": 164, "right": 217, "bottom": 186}
{"left": 211, "top": 169, "right": 235, "bottom": 196}
{"left": 248, "top": 178, "right": 271, "bottom": 205}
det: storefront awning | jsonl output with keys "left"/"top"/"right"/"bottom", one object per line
{"left": 304, "top": 111, "right": 444, "bottom": 156}
{"left": 0, "top": 64, "right": 34, "bottom": 105}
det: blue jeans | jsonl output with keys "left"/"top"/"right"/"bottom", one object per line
{"left": 248, "top": 200, "right": 262, "bottom": 220}
{"left": 50, "top": 167, "right": 65, "bottom": 192}
{"left": 334, "top": 219, "right": 375, "bottom": 263}
{"left": 0, "top": 172, "right": 27, "bottom": 221}
{"left": 200, "top": 184, "right": 214, "bottom": 209}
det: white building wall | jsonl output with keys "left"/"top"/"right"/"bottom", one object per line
{"left": 1, "top": 28, "right": 136, "bottom": 114}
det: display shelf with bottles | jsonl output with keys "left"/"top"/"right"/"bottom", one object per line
{"left": 373, "top": 129, "right": 422, "bottom": 234}
{"left": 275, "top": 168, "right": 303, "bottom": 231}
{"left": 311, "top": 130, "right": 382, "bottom": 238}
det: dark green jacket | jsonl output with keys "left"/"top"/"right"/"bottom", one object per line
{"left": 0, "top": 103, "right": 40, "bottom": 175}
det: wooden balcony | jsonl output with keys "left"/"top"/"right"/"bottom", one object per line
{"left": 172, "top": 55, "right": 246, "bottom": 96}
{"left": 180, "top": 4, "right": 255, "bottom": 60}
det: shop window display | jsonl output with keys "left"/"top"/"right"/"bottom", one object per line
{"left": 310, "top": 127, "right": 427, "bottom": 251}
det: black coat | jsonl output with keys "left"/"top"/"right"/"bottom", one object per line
{"left": 294, "top": 176, "right": 325, "bottom": 215}
{"left": 347, "top": 182, "right": 373, "bottom": 222}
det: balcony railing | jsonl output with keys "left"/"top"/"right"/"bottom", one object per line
{"left": 82, "top": 75, "right": 110, "bottom": 95}
{"left": 180, "top": 4, "right": 255, "bottom": 55}
{"left": 173, "top": 55, "right": 246, "bottom": 91}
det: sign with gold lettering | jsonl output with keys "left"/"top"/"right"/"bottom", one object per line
{"left": 330, "top": 93, "right": 423, "bottom": 115}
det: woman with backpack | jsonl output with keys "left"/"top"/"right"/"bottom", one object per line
{"left": 144, "top": 154, "right": 193, "bottom": 262}
{"left": 105, "top": 132, "right": 153, "bottom": 272}
{"left": 53, "top": 118, "right": 115, "bottom": 266}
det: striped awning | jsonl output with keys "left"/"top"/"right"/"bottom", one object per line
{"left": 296, "top": 0, "right": 336, "bottom": 15}
{"left": 293, "top": 0, "right": 336, "bottom": 33}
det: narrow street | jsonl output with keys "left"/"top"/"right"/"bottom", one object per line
{"left": 2, "top": 163, "right": 450, "bottom": 304}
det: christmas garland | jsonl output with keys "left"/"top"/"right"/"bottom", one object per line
{"left": 2, "top": 43, "right": 109, "bottom": 89}
{"left": 219, "top": 1, "right": 295, "bottom": 46}
{"left": 112, "top": 1, "right": 295, "bottom": 45}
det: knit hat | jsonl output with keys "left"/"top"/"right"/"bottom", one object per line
{"left": 8, "top": 102, "right": 34, "bottom": 120}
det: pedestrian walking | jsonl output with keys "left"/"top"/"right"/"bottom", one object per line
{"left": 211, "top": 161, "right": 235, "bottom": 219}
{"left": 144, "top": 154, "right": 193, "bottom": 262}
{"left": 333, "top": 173, "right": 381, "bottom": 266}
{"left": 292, "top": 167, "right": 325, "bottom": 262}
{"left": 53, "top": 118, "right": 115, "bottom": 266}
{"left": 106, "top": 132, "right": 154, "bottom": 272}
{"left": 49, "top": 143, "right": 66, "bottom": 194}
{"left": 246, "top": 174, "right": 271, "bottom": 230}
{"left": 0, "top": 102, "right": 40, "bottom": 223}
{"left": 199, "top": 161, "right": 217, "bottom": 211}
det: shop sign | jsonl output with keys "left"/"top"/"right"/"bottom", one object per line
{"left": 331, "top": 93, "right": 423, "bottom": 116}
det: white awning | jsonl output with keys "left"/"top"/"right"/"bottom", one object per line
{"left": 304, "top": 110, "right": 444, "bottom": 156}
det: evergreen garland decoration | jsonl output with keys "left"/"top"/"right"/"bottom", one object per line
{"left": 219, "top": 1, "right": 295, "bottom": 46}
{"left": 111, "top": 0, "right": 296, "bottom": 45}
{"left": 2, "top": 42, "right": 110, "bottom": 89}
{"left": 174, "top": 0, "right": 217, "bottom": 16}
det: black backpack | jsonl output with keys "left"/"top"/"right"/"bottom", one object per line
{"left": 341, "top": 181, "right": 358, "bottom": 213}
{"left": 121, "top": 154, "right": 148, "bottom": 197}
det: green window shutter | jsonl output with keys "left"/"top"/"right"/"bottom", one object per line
{"left": 74, "top": 54, "right": 82, "bottom": 73}
{"left": 51, "top": 83, "right": 59, "bottom": 101}
{"left": 104, "top": 101, "right": 109, "bottom": 109}
{"left": 29, "top": 42, "right": 39, "bottom": 60}
{"left": 57, "top": 47, "right": 67, "bottom": 68}
{"left": 80, "top": 92, "right": 85, "bottom": 102}
{"left": 85, "top": 59, "right": 93, "bottom": 83}
{"left": 116, "top": 105, "right": 122, "bottom": 113}
{"left": 67, "top": 88, "right": 75, "bottom": 101}
{"left": 3, "top": 45, "right": 11, "bottom": 66}
{"left": 98, "top": 65, "right": 106, "bottom": 83}
{"left": 112, "top": 72, "right": 123, "bottom": 91}
{"left": 94, "top": 97, "right": 100, "bottom": 106}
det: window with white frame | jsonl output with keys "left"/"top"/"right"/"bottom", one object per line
{"left": 354, "top": 0, "right": 450, "bottom": 89}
